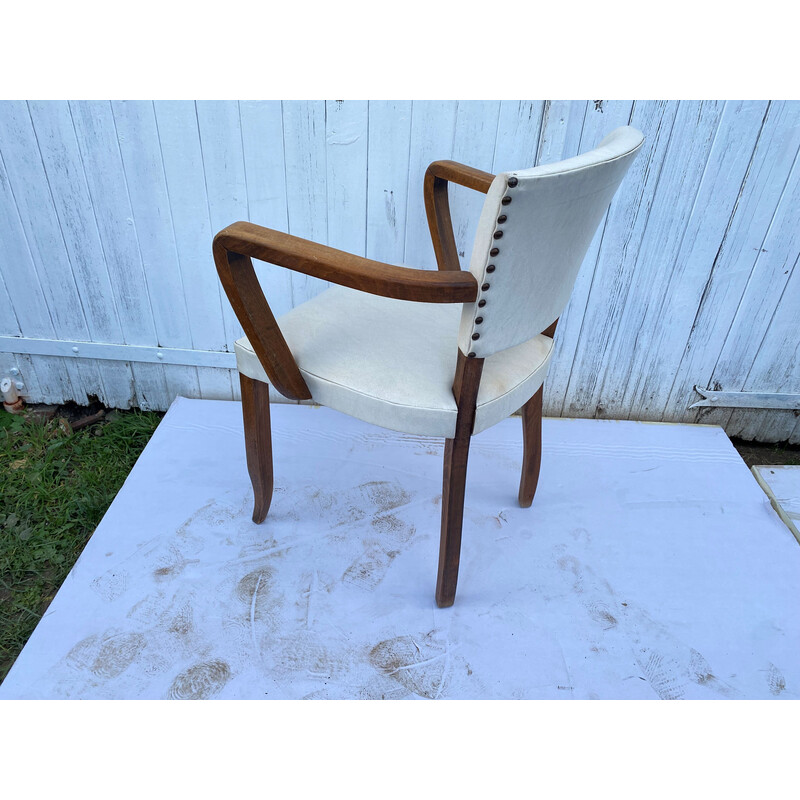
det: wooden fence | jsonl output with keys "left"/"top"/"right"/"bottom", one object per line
{"left": 0, "top": 100, "right": 798, "bottom": 441}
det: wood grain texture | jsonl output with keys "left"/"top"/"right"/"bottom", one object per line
{"left": 240, "top": 373, "right": 274, "bottom": 523}
{"left": 2, "top": 99, "right": 798, "bottom": 441}
{"left": 436, "top": 351, "right": 484, "bottom": 608}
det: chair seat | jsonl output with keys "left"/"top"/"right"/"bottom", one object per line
{"left": 235, "top": 286, "right": 554, "bottom": 438}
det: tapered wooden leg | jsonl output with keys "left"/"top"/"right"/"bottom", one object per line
{"left": 435, "top": 352, "right": 484, "bottom": 608}
{"left": 518, "top": 385, "right": 543, "bottom": 508}
{"left": 239, "top": 374, "right": 273, "bottom": 524}
{"left": 436, "top": 435, "right": 472, "bottom": 608}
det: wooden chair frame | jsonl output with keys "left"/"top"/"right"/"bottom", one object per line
{"left": 213, "top": 160, "right": 555, "bottom": 607}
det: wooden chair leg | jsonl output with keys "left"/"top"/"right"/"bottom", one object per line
{"left": 436, "top": 435, "right": 472, "bottom": 608}
{"left": 518, "top": 385, "right": 543, "bottom": 508}
{"left": 239, "top": 373, "right": 274, "bottom": 524}
{"left": 435, "top": 352, "right": 483, "bottom": 608}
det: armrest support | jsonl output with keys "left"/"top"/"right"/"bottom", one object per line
{"left": 213, "top": 221, "right": 479, "bottom": 401}
{"left": 424, "top": 160, "right": 495, "bottom": 272}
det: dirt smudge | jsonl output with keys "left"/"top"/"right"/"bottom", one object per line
{"left": 167, "top": 659, "right": 231, "bottom": 699}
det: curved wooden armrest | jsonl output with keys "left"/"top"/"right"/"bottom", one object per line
{"left": 213, "top": 221, "right": 479, "bottom": 401}
{"left": 424, "top": 160, "right": 496, "bottom": 272}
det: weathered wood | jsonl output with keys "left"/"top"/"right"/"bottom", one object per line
{"left": 436, "top": 351, "right": 484, "bottom": 608}
{"left": 240, "top": 374, "right": 274, "bottom": 523}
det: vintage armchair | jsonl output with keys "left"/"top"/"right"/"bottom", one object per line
{"left": 213, "top": 126, "right": 644, "bottom": 607}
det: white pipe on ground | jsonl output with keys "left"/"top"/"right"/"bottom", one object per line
{"left": 1, "top": 376, "right": 25, "bottom": 413}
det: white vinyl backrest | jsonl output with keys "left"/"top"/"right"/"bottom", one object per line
{"left": 458, "top": 126, "right": 645, "bottom": 358}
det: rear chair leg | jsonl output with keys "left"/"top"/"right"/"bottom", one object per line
{"left": 239, "top": 374, "right": 274, "bottom": 523}
{"left": 518, "top": 385, "right": 543, "bottom": 508}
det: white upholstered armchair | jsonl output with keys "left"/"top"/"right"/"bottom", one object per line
{"left": 213, "top": 126, "right": 644, "bottom": 607}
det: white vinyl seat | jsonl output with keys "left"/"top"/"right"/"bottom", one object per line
{"left": 234, "top": 284, "right": 554, "bottom": 438}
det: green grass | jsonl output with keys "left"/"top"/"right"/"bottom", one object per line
{"left": 0, "top": 408, "right": 162, "bottom": 684}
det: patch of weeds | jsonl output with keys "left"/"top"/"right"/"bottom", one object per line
{"left": 0, "top": 408, "right": 162, "bottom": 684}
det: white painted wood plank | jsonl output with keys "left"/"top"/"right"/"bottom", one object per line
{"left": 26, "top": 101, "right": 138, "bottom": 408}
{"left": 726, "top": 246, "right": 800, "bottom": 442}
{"left": 153, "top": 100, "right": 232, "bottom": 401}
{"left": 365, "top": 100, "right": 412, "bottom": 266}
{"left": 707, "top": 146, "right": 800, "bottom": 441}
{"left": 0, "top": 144, "right": 76, "bottom": 403}
{"left": 544, "top": 100, "right": 634, "bottom": 416}
{"left": 69, "top": 101, "right": 170, "bottom": 411}
{"left": 536, "top": 100, "right": 588, "bottom": 166}
{"left": 239, "top": 100, "right": 294, "bottom": 320}
{"left": 448, "top": 101, "right": 501, "bottom": 269}
{"left": 402, "top": 100, "right": 458, "bottom": 270}
{"left": 666, "top": 101, "right": 800, "bottom": 430}
{"left": 3, "top": 101, "right": 114, "bottom": 406}
{"left": 111, "top": 100, "right": 200, "bottom": 405}
{"left": 562, "top": 100, "right": 679, "bottom": 419}
{"left": 491, "top": 101, "right": 546, "bottom": 173}
{"left": 196, "top": 99, "right": 250, "bottom": 354}
{"left": 622, "top": 101, "right": 767, "bottom": 423}
{"left": 325, "top": 100, "right": 368, "bottom": 258}
{"left": 282, "top": 100, "right": 328, "bottom": 306}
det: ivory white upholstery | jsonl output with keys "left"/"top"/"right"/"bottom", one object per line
{"left": 235, "top": 286, "right": 554, "bottom": 438}
{"left": 458, "top": 126, "right": 645, "bottom": 358}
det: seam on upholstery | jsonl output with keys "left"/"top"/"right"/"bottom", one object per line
{"left": 476, "top": 336, "right": 555, "bottom": 408}
{"left": 510, "top": 139, "right": 644, "bottom": 180}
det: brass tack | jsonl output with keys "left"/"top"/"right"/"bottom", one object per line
{"left": 493, "top": 231, "right": 503, "bottom": 240}
{"left": 478, "top": 299, "right": 486, "bottom": 308}
{"left": 475, "top": 317, "right": 483, "bottom": 324}
{"left": 481, "top": 282, "right": 490, "bottom": 291}
{"left": 490, "top": 247, "right": 499, "bottom": 256}
{"left": 502, "top": 196, "right": 512, "bottom": 205}
{"left": 472, "top": 333, "right": 480, "bottom": 341}
{"left": 497, "top": 215, "right": 507, "bottom": 223}
{"left": 508, "top": 176, "right": 518, "bottom": 187}
{"left": 467, "top": 352, "right": 476, "bottom": 358}
{"left": 486, "top": 264, "right": 496, "bottom": 273}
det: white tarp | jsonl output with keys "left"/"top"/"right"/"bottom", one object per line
{"left": 2, "top": 397, "right": 797, "bottom": 700}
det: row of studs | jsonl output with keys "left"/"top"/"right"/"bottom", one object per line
{"left": 467, "top": 176, "right": 519, "bottom": 357}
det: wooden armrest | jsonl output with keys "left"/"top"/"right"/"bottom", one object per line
{"left": 424, "top": 160, "right": 496, "bottom": 272}
{"left": 213, "top": 221, "right": 479, "bottom": 401}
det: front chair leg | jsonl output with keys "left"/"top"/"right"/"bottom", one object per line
{"left": 518, "top": 385, "right": 543, "bottom": 508}
{"left": 436, "top": 435, "right": 472, "bottom": 608}
{"left": 239, "top": 374, "right": 274, "bottom": 524}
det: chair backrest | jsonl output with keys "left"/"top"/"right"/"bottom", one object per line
{"left": 458, "top": 126, "right": 644, "bottom": 358}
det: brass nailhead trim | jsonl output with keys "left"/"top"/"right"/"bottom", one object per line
{"left": 486, "top": 264, "right": 495, "bottom": 273}
{"left": 481, "top": 283, "right": 490, "bottom": 291}
{"left": 490, "top": 247, "right": 499, "bottom": 256}
{"left": 493, "top": 231, "right": 503, "bottom": 240}
{"left": 497, "top": 215, "right": 507, "bottom": 223}
{"left": 475, "top": 317, "right": 483, "bottom": 324}
{"left": 472, "top": 333, "right": 480, "bottom": 341}
{"left": 478, "top": 299, "right": 486, "bottom": 307}
{"left": 467, "top": 352, "right": 476, "bottom": 358}
{"left": 502, "top": 196, "right": 512, "bottom": 205}
{"left": 507, "top": 176, "right": 518, "bottom": 187}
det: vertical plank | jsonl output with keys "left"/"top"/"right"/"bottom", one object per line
{"left": 196, "top": 99, "right": 250, "bottom": 354}
{"left": 153, "top": 100, "right": 233, "bottom": 400}
{"left": 1, "top": 101, "right": 115, "bottom": 406}
{"left": 448, "top": 100, "right": 501, "bottom": 268}
{"left": 70, "top": 100, "right": 170, "bottom": 411}
{"left": 536, "top": 100, "right": 588, "bottom": 166}
{"left": 621, "top": 101, "right": 767, "bottom": 422}
{"left": 325, "top": 100, "right": 369, "bottom": 257}
{"left": 562, "top": 100, "right": 680, "bottom": 419}
{"left": 543, "top": 100, "right": 635, "bottom": 416}
{"left": 665, "top": 101, "right": 800, "bottom": 428}
{"left": 111, "top": 100, "right": 201, "bottom": 405}
{"left": 366, "top": 100, "right": 412, "bottom": 266}
{"left": 403, "top": 100, "right": 458, "bottom": 269}
{"left": 709, "top": 156, "right": 800, "bottom": 441}
{"left": 282, "top": 100, "right": 328, "bottom": 305}
{"left": 239, "top": 100, "right": 293, "bottom": 319}
{"left": 491, "top": 101, "right": 546, "bottom": 173}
